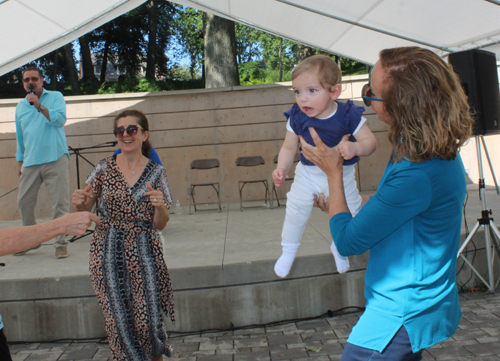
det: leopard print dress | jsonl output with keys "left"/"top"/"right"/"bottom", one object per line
{"left": 87, "top": 156, "right": 175, "bottom": 361}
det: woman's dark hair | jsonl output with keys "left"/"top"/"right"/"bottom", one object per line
{"left": 114, "top": 110, "right": 152, "bottom": 158}
{"left": 379, "top": 47, "right": 474, "bottom": 162}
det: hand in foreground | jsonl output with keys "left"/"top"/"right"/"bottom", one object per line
{"left": 300, "top": 127, "right": 344, "bottom": 176}
{"left": 314, "top": 193, "right": 329, "bottom": 214}
{"left": 145, "top": 182, "right": 165, "bottom": 208}
{"left": 272, "top": 168, "right": 287, "bottom": 187}
{"left": 60, "top": 212, "right": 100, "bottom": 236}
{"left": 337, "top": 134, "right": 357, "bottom": 160}
{"left": 72, "top": 184, "right": 94, "bottom": 208}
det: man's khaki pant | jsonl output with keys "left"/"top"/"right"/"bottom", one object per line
{"left": 17, "top": 155, "right": 70, "bottom": 247}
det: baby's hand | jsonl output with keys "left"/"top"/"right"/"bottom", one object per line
{"left": 338, "top": 135, "right": 358, "bottom": 160}
{"left": 272, "top": 168, "right": 286, "bottom": 187}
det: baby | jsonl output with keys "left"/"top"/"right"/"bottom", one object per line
{"left": 273, "top": 55, "right": 377, "bottom": 278}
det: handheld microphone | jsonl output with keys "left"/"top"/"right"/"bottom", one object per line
{"left": 28, "top": 85, "right": 35, "bottom": 106}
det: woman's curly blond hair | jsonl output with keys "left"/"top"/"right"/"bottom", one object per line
{"left": 379, "top": 47, "right": 474, "bottom": 162}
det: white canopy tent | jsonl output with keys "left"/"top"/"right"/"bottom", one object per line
{"left": 1, "top": 0, "right": 500, "bottom": 76}
{"left": 174, "top": 0, "right": 500, "bottom": 65}
{"left": 0, "top": 0, "right": 147, "bottom": 76}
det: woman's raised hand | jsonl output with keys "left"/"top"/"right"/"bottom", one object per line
{"left": 72, "top": 184, "right": 94, "bottom": 210}
{"left": 145, "top": 182, "right": 164, "bottom": 208}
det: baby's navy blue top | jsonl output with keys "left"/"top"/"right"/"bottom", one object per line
{"left": 284, "top": 100, "right": 365, "bottom": 166}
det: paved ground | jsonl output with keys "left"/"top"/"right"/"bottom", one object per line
{"left": 7, "top": 290, "right": 500, "bottom": 361}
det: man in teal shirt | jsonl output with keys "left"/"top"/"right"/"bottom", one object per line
{"left": 15, "top": 66, "right": 70, "bottom": 258}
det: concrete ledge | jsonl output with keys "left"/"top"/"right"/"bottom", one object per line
{"left": 168, "top": 268, "right": 366, "bottom": 333}
{"left": 1, "top": 186, "right": 499, "bottom": 342}
{"left": 0, "top": 251, "right": 367, "bottom": 341}
{"left": 1, "top": 297, "right": 106, "bottom": 341}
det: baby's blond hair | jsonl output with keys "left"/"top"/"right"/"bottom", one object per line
{"left": 292, "top": 55, "right": 341, "bottom": 92}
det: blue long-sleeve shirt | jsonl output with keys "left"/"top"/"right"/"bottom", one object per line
{"left": 330, "top": 155, "right": 465, "bottom": 352}
{"left": 15, "top": 88, "right": 68, "bottom": 167}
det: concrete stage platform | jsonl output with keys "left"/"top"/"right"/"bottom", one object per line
{"left": 1, "top": 186, "right": 499, "bottom": 342}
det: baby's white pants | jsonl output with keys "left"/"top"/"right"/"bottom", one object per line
{"left": 281, "top": 162, "right": 362, "bottom": 247}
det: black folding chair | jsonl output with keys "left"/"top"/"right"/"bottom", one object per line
{"left": 236, "top": 156, "right": 270, "bottom": 211}
{"left": 189, "top": 158, "right": 222, "bottom": 214}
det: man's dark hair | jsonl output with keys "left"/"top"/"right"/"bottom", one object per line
{"left": 22, "top": 66, "right": 43, "bottom": 79}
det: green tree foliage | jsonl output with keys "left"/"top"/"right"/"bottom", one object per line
{"left": 172, "top": 7, "right": 204, "bottom": 80}
{"left": 235, "top": 24, "right": 262, "bottom": 63}
{"left": 87, "top": 1, "right": 176, "bottom": 78}
{"left": 234, "top": 25, "right": 367, "bottom": 84}
{"left": 0, "top": 5, "right": 368, "bottom": 98}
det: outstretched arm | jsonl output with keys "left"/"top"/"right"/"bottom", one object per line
{"left": 0, "top": 212, "right": 100, "bottom": 257}
{"left": 272, "top": 131, "right": 299, "bottom": 187}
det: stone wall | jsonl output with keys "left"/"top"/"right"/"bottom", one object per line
{"left": 1, "top": 76, "right": 497, "bottom": 221}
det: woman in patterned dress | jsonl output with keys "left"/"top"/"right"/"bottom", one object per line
{"left": 72, "top": 110, "right": 175, "bottom": 361}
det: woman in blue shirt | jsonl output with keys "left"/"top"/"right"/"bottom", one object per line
{"left": 301, "top": 47, "right": 474, "bottom": 360}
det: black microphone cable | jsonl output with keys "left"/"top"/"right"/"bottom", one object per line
{"left": 0, "top": 187, "right": 17, "bottom": 199}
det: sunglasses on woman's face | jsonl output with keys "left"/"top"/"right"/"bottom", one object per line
{"left": 361, "top": 68, "right": 385, "bottom": 107}
{"left": 114, "top": 124, "right": 144, "bottom": 138}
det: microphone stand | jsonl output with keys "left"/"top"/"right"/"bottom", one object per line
{"left": 68, "top": 141, "right": 117, "bottom": 242}
{"left": 68, "top": 141, "right": 117, "bottom": 189}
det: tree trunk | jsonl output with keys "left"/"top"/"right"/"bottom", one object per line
{"left": 333, "top": 55, "right": 341, "bottom": 74}
{"left": 101, "top": 36, "right": 110, "bottom": 83}
{"left": 203, "top": 13, "right": 239, "bottom": 88}
{"left": 53, "top": 50, "right": 58, "bottom": 91}
{"left": 145, "top": 0, "right": 158, "bottom": 80}
{"left": 79, "top": 35, "right": 97, "bottom": 82}
{"left": 63, "top": 44, "right": 81, "bottom": 95}
{"left": 278, "top": 38, "right": 283, "bottom": 82}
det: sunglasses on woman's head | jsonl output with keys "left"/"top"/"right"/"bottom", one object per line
{"left": 361, "top": 68, "right": 385, "bottom": 107}
{"left": 114, "top": 124, "right": 144, "bottom": 138}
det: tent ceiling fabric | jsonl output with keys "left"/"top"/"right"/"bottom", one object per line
{"left": 0, "top": 0, "right": 147, "bottom": 76}
{"left": 174, "top": 0, "right": 500, "bottom": 65}
{"left": 1, "top": 0, "right": 500, "bottom": 76}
